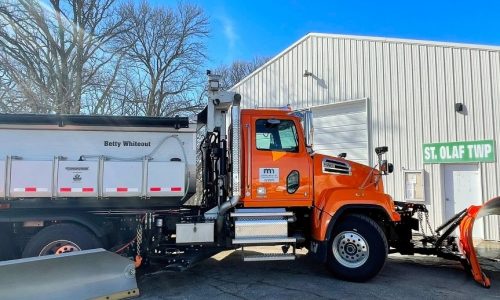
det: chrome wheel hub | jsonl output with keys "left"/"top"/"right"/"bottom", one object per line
{"left": 332, "top": 231, "right": 369, "bottom": 268}
{"left": 39, "top": 240, "right": 81, "bottom": 256}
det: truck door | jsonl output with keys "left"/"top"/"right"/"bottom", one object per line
{"left": 244, "top": 116, "right": 312, "bottom": 207}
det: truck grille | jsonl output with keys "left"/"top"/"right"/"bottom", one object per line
{"left": 322, "top": 159, "right": 351, "bottom": 175}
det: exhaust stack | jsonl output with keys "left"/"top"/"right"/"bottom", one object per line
{"left": 217, "top": 95, "right": 241, "bottom": 232}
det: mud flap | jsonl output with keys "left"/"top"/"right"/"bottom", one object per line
{"left": 459, "top": 197, "right": 500, "bottom": 288}
{"left": 0, "top": 248, "right": 139, "bottom": 300}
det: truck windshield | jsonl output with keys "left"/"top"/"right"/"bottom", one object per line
{"left": 255, "top": 119, "right": 299, "bottom": 152}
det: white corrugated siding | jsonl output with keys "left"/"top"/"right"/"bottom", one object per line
{"left": 311, "top": 100, "right": 369, "bottom": 165}
{"left": 232, "top": 34, "right": 500, "bottom": 240}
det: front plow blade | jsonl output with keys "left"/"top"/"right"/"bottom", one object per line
{"left": 0, "top": 248, "right": 139, "bottom": 300}
{"left": 459, "top": 197, "right": 500, "bottom": 288}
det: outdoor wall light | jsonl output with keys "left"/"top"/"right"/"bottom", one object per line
{"left": 303, "top": 70, "right": 313, "bottom": 77}
{"left": 455, "top": 103, "right": 464, "bottom": 112}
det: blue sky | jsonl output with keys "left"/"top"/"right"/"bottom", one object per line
{"left": 178, "top": 0, "right": 500, "bottom": 67}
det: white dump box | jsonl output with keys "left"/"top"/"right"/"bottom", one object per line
{"left": 0, "top": 114, "right": 196, "bottom": 206}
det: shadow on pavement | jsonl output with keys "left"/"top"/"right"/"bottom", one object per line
{"left": 136, "top": 249, "right": 500, "bottom": 299}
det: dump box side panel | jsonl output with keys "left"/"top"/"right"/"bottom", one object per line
{"left": 10, "top": 161, "right": 53, "bottom": 198}
{"left": 57, "top": 161, "right": 99, "bottom": 197}
{"left": 103, "top": 161, "right": 143, "bottom": 197}
{"left": 0, "top": 123, "right": 196, "bottom": 206}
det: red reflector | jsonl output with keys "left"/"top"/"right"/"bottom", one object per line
{"left": 116, "top": 187, "right": 128, "bottom": 192}
{"left": 25, "top": 187, "right": 37, "bottom": 192}
{"left": 82, "top": 187, "right": 94, "bottom": 192}
{"left": 171, "top": 187, "right": 182, "bottom": 192}
{"left": 150, "top": 187, "right": 161, "bottom": 192}
{"left": 0, "top": 203, "right": 10, "bottom": 209}
{"left": 60, "top": 187, "right": 71, "bottom": 192}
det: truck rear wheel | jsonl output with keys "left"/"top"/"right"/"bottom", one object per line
{"left": 326, "top": 214, "right": 388, "bottom": 282}
{"left": 22, "top": 223, "right": 102, "bottom": 258}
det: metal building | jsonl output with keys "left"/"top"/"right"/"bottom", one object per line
{"left": 231, "top": 33, "right": 500, "bottom": 241}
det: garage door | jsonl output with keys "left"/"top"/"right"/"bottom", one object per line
{"left": 311, "top": 99, "right": 369, "bottom": 165}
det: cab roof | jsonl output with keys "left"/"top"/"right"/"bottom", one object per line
{"left": 241, "top": 109, "right": 293, "bottom": 117}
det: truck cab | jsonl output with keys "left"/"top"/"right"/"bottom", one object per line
{"left": 239, "top": 106, "right": 398, "bottom": 222}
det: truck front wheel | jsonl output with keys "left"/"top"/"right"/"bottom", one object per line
{"left": 22, "top": 223, "right": 103, "bottom": 258}
{"left": 326, "top": 214, "right": 388, "bottom": 282}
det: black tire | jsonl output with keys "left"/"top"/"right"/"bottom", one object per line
{"left": 22, "top": 223, "right": 102, "bottom": 258}
{"left": 326, "top": 214, "right": 388, "bottom": 282}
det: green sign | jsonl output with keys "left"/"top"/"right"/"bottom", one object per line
{"left": 423, "top": 140, "right": 495, "bottom": 163}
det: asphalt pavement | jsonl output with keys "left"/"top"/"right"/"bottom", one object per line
{"left": 136, "top": 248, "right": 500, "bottom": 300}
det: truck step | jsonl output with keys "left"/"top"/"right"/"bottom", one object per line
{"left": 243, "top": 253, "right": 296, "bottom": 262}
{"left": 232, "top": 237, "right": 296, "bottom": 245}
{"left": 235, "top": 219, "right": 288, "bottom": 239}
{"left": 231, "top": 211, "right": 294, "bottom": 218}
{"left": 231, "top": 208, "right": 293, "bottom": 218}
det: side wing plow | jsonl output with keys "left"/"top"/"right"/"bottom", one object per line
{"left": 0, "top": 248, "right": 139, "bottom": 300}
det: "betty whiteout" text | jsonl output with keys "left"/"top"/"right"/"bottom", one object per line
{"left": 104, "top": 141, "right": 152, "bottom": 147}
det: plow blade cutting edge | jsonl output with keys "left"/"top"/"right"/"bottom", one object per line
{"left": 459, "top": 197, "right": 500, "bottom": 288}
{"left": 0, "top": 248, "right": 139, "bottom": 300}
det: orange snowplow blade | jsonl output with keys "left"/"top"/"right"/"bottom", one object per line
{"left": 459, "top": 197, "right": 500, "bottom": 288}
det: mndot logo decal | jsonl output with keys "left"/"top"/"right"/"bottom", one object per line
{"left": 423, "top": 140, "right": 495, "bottom": 163}
{"left": 259, "top": 168, "right": 279, "bottom": 182}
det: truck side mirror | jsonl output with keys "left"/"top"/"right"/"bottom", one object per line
{"left": 304, "top": 110, "right": 314, "bottom": 148}
{"left": 375, "top": 146, "right": 393, "bottom": 175}
{"left": 380, "top": 160, "right": 394, "bottom": 174}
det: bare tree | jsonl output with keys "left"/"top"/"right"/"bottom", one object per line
{"left": 213, "top": 56, "right": 270, "bottom": 90}
{"left": 0, "top": 0, "right": 126, "bottom": 114}
{"left": 0, "top": 65, "right": 22, "bottom": 112}
{"left": 117, "top": 1, "right": 209, "bottom": 117}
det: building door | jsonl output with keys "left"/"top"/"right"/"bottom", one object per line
{"left": 310, "top": 99, "right": 369, "bottom": 165}
{"left": 443, "top": 164, "right": 484, "bottom": 239}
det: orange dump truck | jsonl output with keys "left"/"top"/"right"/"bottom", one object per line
{"left": 0, "top": 73, "right": 497, "bottom": 290}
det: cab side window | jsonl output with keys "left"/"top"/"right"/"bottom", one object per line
{"left": 256, "top": 119, "right": 299, "bottom": 152}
